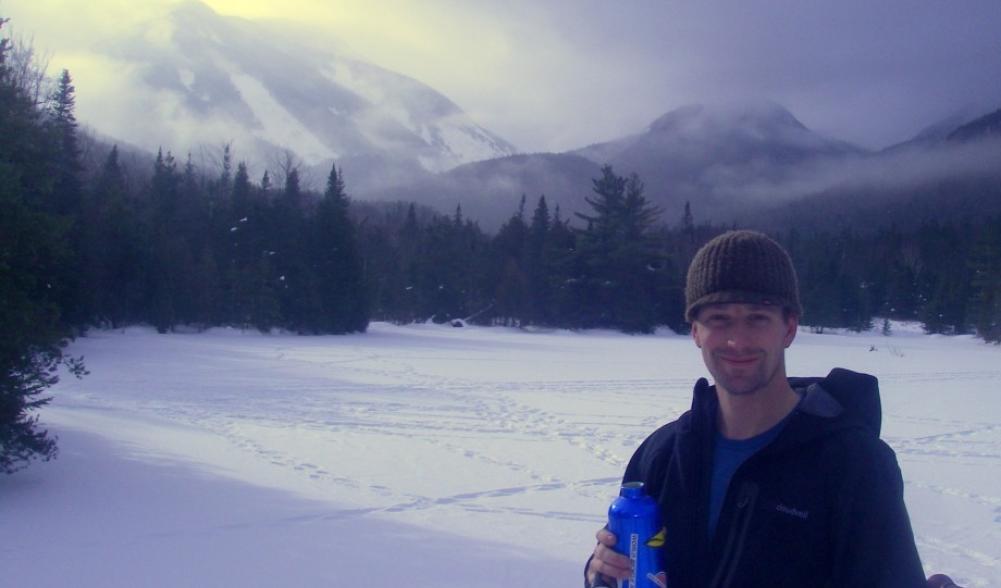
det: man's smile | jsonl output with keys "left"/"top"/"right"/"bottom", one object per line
{"left": 717, "top": 354, "right": 760, "bottom": 366}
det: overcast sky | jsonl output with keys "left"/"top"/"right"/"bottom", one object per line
{"left": 5, "top": 0, "right": 1001, "bottom": 152}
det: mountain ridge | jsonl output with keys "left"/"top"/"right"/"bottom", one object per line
{"left": 64, "top": 1, "right": 1000, "bottom": 232}
{"left": 365, "top": 100, "right": 1001, "bottom": 231}
{"left": 82, "top": 0, "right": 516, "bottom": 190}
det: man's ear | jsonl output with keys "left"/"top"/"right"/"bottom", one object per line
{"left": 691, "top": 322, "right": 702, "bottom": 349}
{"left": 783, "top": 314, "right": 799, "bottom": 348}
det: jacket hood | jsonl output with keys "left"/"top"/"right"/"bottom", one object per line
{"left": 790, "top": 368, "right": 882, "bottom": 436}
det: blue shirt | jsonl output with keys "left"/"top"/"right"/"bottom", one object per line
{"left": 707, "top": 405, "right": 798, "bottom": 538}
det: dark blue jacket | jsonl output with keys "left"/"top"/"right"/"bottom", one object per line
{"left": 589, "top": 369, "right": 926, "bottom": 588}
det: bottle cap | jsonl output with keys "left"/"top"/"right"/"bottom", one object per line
{"left": 620, "top": 481, "right": 644, "bottom": 498}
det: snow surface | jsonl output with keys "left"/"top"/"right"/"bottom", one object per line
{"left": 419, "top": 116, "right": 515, "bottom": 172}
{"left": 2, "top": 322, "right": 999, "bottom": 587}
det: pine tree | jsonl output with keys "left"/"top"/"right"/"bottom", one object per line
{"left": 47, "top": 69, "right": 82, "bottom": 217}
{"left": 524, "top": 195, "right": 553, "bottom": 325}
{"left": 177, "top": 154, "right": 218, "bottom": 326}
{"left": 148, "top": 149, "right": 185, "bottom": 332}
{"left": 492, "top": 200, "right": 530, "bottom": 324}
{"left": 218, "top": 144, "right": 232, "bottom": 192}
{"left": 44, "top": 68, "right": 87, "bottom": 327}
{"left": 226, "top": 161, "right": 257, "bottom": 326}
{"left": 573, "top": 166, "right": 664, "bottom": 332}
{"left": 681, "top": 201, "right": 694, "bottom": 243}
{"left": 312, "top": 164, "right": 369, "bottom": 333}
{"left": 970, "top": 217, "right": 1001, "bottom": 342}
{"left": 81, "top": 146, "right": 146, "bottom": 327}
{"left": 232, "top": 162, "right": 251, "bottom": 214}
{"left": 544, "top": 205, "right": 578, "bottom": 326}
{"left": 354, "top": 202, "right": 425, "bottom": 325}
{"left": 0, "top": 18, "right": 83, "bottom": 473}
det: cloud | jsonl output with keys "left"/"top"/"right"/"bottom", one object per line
{"left": 716, "top": 138, "right": 1001, "bottom": 206}
{"left": 5, "top": 0, "right": 1001, "bottom": 155}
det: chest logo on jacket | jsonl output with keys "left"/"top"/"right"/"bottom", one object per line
{"left": 775, "top": 503, "right": 810, "bottom": 520}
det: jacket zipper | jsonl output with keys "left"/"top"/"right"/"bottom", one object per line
{"left": 709, "top": 481, "right": 760, "bottom": 588}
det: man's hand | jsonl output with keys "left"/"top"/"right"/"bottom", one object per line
{"left": 927, "top": 574, "right": 963, "bottom": 588}
{"left": 587, "top": 527, "right": 632, "bottom": 587}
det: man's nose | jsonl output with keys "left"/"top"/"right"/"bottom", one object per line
{"left": 725, "top": 322, "right": 750, "bottom": 348}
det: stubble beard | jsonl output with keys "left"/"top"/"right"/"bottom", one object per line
{"left": 712, "top": 352, "right": 784, "bottom": 397}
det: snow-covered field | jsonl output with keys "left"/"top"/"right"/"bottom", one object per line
{"left": 3, "top": 322, "right": 1000, "bottom": 587}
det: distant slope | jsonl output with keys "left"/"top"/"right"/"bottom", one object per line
{"left": 366, "top": 101, "right": 1001, "bottom": 233}
{"left": 370, "top": 102, "right": 872, "bottom": 230}
{"left": 364, "top": 153, "right": 603, "bottom": 231}
{"left": 746, "top": 104, "right": 1001, "bottom": 232}
{"left": 80, "top": 0, "right": 515, "bottom": 191}
{"left": 948, "top": 107, "right": 1001, "bottom": 142}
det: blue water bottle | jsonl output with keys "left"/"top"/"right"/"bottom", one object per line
{"left": 608, "top": 481, "right": 666, "bottom": 588}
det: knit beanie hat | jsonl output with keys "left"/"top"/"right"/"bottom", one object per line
{"left": 685, "top": 230, "right": 802, "bottom": 321}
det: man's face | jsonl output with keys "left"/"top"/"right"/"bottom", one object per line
{"left": 691, "top": 303, "right": 798, "bottom": 397}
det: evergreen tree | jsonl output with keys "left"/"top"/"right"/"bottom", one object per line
{"left": 0, "top": 18, "right": 83, "bottom": 473}
{"left": 970, "top": 217, "right": 1001, "bottom": 342}
{"left": 681, "top": 201, "right": 695, "bottom": 243}
{"left": 148, "top": 149, "right": 186, "bottom": 332}
{"left": 226, "top": 161, "right": 256, "bottom": 326}
{"left": 391, "top": 203, "right": 423, "bottom": 323}
{"left": 312, "top": 164, "right": 369, "bottom": 333}
{"left": 573, "top": 166, "right": 664, "bottom": 332}
{"left": 218, "top": 144, "right": 232, "bottom": 192}
{"left": 44, "top": 68, "right": 87, "bottom": 327}
{"left": 272, "top": 164, "right": 313, "bottom": 331}
{"left": 544, "top": 205, "right": 579, "bottom": 326}
{"left": 525, "top": 195, "right": 553, "bottom": 325}
{"left": 177, "top": 155, "right": 219, "bottom": 326}
{"left": 492, "top": 198, "right": 529, "bottom": 324}
{"left": 81, "top": 146, "right": 146, "bottom": 327}
{"left": 232, "top": 162, "right": 251, "bottom": 214}
{"left": 47, "top": 69, "right": 82, "bottom": 218}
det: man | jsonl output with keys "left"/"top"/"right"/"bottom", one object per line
{"left": 586, "top": 230, "right": 936, "bottom": 587}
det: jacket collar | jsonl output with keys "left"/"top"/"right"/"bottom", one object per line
{"left": 684, "top": 368, "right": 881, "bottom": 440}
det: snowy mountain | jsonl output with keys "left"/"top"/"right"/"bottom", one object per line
{"left": 573, "top": 101, "right": 866, "bottom": 207}
{"left": 576, "top": 101, "right": 862, "bottom": 167}
{"left": 369, "top": 100, "right": 1001, "bottom": 231}
{"left": 73, "top": 1, "right": 999, "bottom": 232}
{"left": 369, "top": 102, "right": 871, "bottom": 230}
{"left": 88, "top": 0, "right": 515, "bottom": 189}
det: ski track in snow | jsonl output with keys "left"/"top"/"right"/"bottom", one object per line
{"left": 20, "top": 323, "right": 1001, "bottom": 585}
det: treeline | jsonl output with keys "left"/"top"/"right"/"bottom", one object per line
{"left": 77, "top": 146, "right": 368, "bottom": 335}
{"left": 359, "top": 192, "right": 1001, "bottom": 342}
{"left": 360, "top": 168, "right": 686, "bottom": 333}
{"left": 785, "top": 221, "right": 1001, "bottom": 339}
